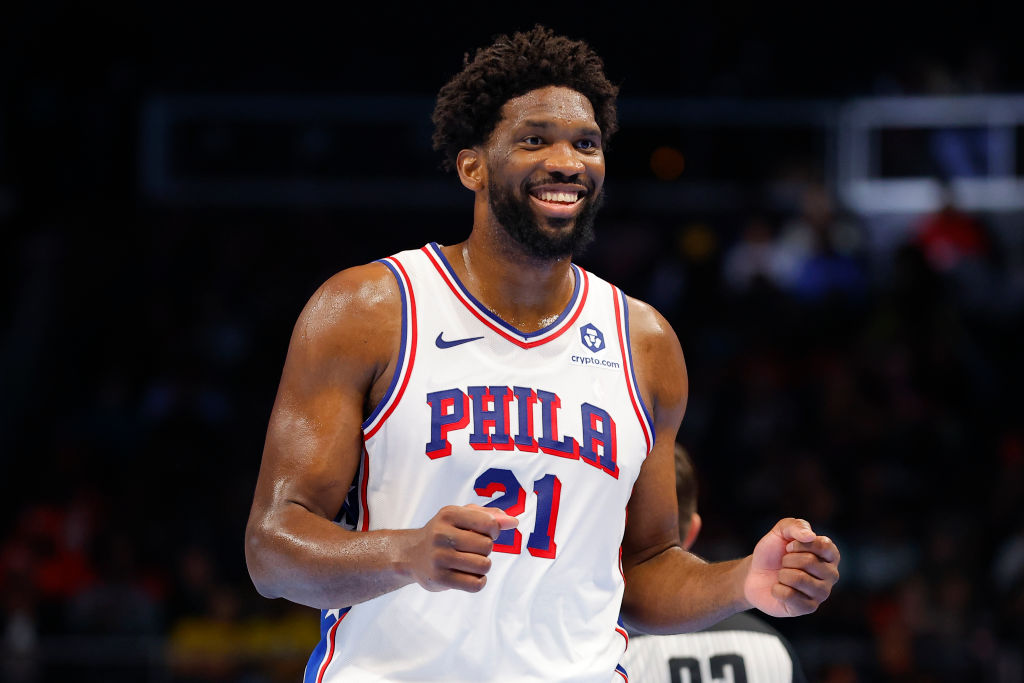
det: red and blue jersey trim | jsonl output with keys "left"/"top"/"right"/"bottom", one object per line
{"left": 612, "top": 288, "right": 655, "bottom": 455}
{"left": 422, "top": 242, "right": 588, "bottom": 349}
{"left": 615, "top": 663, "right": 629, "bottom": 681}
{"left": 615, "top": 615, "right": 630, "bottom": 648}
{"left": 304, "top": 607, "right": 352, "bottom": 683}
{"left": 357, "top": 445, "right": 370, "bottom": 531}
{"left": 363, "top": 256, "right": 417, "bottom": 440}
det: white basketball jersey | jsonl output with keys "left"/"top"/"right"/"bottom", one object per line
{"left": 305, "top": 243, "right": 654, "bottom": 683}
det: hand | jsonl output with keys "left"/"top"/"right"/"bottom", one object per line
{"left": 743, "top": 518, "right": 840, "bottom": 617}
{"left": 406, "top": 504, "right": 519, "bottom": 593}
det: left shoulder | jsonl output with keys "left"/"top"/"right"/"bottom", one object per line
{"left": 624, "top": 295, "right": 678, "bottom": 353}
{"left": 623, "top": 295, "right": 688, "bottom": 425}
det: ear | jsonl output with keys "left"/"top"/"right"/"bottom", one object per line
{"left": 456, "top": 148, "right": 485, "bottom": 192}
{"left": 681, "top": 512, "right": 702, "bottom": 551}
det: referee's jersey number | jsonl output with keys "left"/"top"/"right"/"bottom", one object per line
{"left": 670, "top": 654, "right": 748, "bottom": 683}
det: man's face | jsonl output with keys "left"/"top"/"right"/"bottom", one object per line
{"left": 481, "top": 86, "right": 606, "bottom": 260}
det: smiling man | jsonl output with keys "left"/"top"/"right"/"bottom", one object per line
{"left": 244, "top": 26, "right": 840, "bottom": 682}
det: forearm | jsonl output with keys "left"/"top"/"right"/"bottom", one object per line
{"left": 621, "top": 547, "right": 753, "bottom": 634}
{"left": 245, "top": 502, "right": 417, "bottom": 609}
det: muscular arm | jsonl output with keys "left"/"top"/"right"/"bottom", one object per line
{"left": 619, "top": 298, "right": 746, "bottom": 632}
{"left": 244, "top": 263, "right": 513, "bottom": 609}
{"left": 620, "top": 298, "right": 839, "bottom": 633}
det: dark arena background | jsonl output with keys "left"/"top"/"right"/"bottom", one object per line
{"left": 2, "top": 2, "right": 1023, "bottom": 681}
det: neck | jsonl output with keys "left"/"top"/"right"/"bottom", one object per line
{"left": 441, "top": 224, "right": 576, "bottom": 334}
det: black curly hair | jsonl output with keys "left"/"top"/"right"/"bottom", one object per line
{"left": 431, "top": 25, "right": 619, "bottom": 172}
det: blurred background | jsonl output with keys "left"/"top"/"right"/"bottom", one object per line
{"left": 2, "top": 2, "right": 1022, "bottom": 681}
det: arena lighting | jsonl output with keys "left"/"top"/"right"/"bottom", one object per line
{"left": 837, "top": 95, "right": 1024, "bottom": 214}
{"left": 650, "top": 146, "right": 686, "bottom": 181}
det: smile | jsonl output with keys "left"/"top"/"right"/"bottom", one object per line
{"left": 530, "top": 190, "right": 583, "bottom": 205}
{"left": 527, "top": 183, "right": 588, "bottom": 217}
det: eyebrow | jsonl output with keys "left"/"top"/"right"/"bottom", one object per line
{"left": 519, "top": 119, "right": 602, "bottom": 137}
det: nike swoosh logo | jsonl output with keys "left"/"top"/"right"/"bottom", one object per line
{"left": 435, "top": 332, "right": 484, "bottom": 349}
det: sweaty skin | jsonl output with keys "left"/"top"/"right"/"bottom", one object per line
{"left": 245, "top": 263, "right": 519, "bottom": 608}
{"left": 244, "top": 85, "right": 840, "bottom": 633}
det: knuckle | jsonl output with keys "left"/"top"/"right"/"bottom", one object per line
{"left": 431, "top": 550, "right": 449, "bottom": 569}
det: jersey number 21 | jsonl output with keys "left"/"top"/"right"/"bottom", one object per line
{"left": 474, "top": 467, "right": 561, "bottom": 558}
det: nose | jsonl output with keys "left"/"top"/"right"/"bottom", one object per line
{"left": 543, "top": 140, "right": 586, "bottom": 176}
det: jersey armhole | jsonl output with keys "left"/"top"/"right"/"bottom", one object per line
{"left": 612, "top": 287, "right": 655, "bottom": 455}
{"left": 362, "top": 256, "right": 417, "bottom": 439}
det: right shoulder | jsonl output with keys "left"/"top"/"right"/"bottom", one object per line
{"left": 296, "top": 261, "right": 401, "bottom": 341}
{"left": 283, "top": 261, "right": 402, "bottom": 383}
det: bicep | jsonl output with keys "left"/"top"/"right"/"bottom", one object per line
{"left": 257, "top": 365, "right": 368, "bottom": 523}
{"left": 250, "top": 266, "right": 399, "bottom": 525}
{"left": 621, "top": 297, "right": 689, "bottom": 570}
{"left": 622, "top": 438, "right": 682, "bottom": 569}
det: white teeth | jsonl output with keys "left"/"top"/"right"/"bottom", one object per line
{"left": 536, "top": 191, "right": 579, "bottom": 203}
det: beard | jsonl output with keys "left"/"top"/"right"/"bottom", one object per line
{"left": 487, "top": 178, "right": 603, "bottom": 261}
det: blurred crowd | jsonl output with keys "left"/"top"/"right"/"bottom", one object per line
{"left": 594, "top": 184, "right": 1024, "bottom": 682}
{"left": 2, "top": 179, "right": 1022, "bottom": 681}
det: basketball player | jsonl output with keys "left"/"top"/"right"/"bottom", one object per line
{"left": 621, "top": 445, "right": 809, "bottom": 682}
{"left": 244, "top": 26, "right": 840, "bottom": 682}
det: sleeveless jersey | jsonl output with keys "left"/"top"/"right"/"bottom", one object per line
{"left": 305, "top": 243, "right": 655, "bottom": 683}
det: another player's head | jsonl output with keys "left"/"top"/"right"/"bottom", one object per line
{"left": 432, "top": 26, "right": 619, "bottom": 260}
{"left": 675, "top": 443, "right": 703, "bottom": 551}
